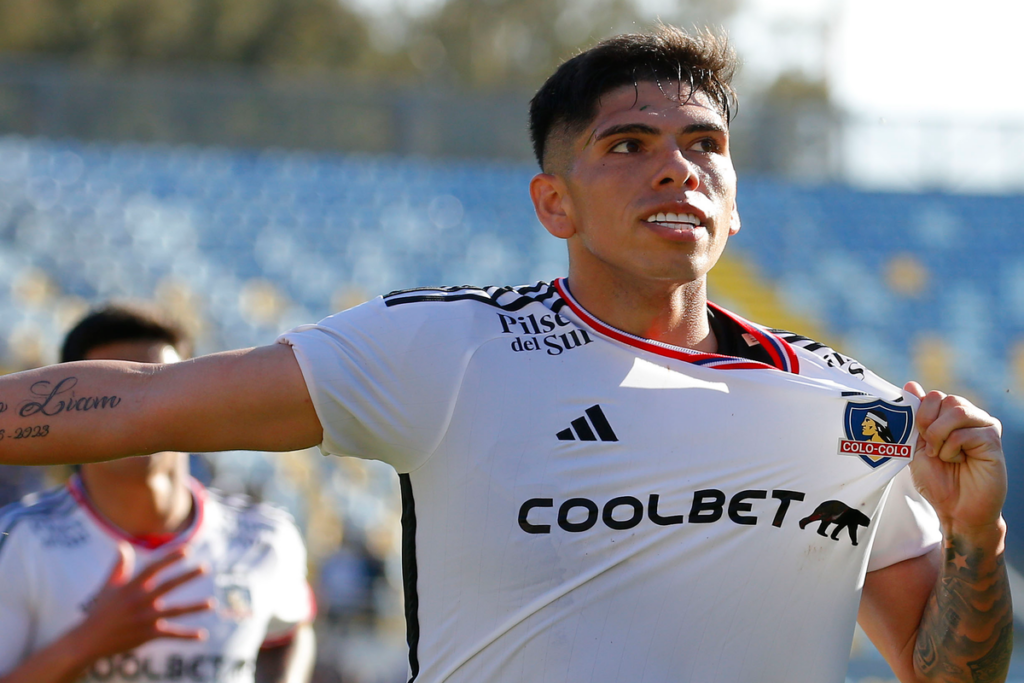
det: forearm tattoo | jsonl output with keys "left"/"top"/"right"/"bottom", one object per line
{"left": 914, "top": 535, "right": 1013, "bottom": 682}
{"left": 19, "top": 377, "right": 121, "bottom": 418}
{"left": 0, "top": 377, "right": 122, "bottom": 446}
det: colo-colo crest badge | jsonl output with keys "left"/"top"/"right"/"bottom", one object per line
{"left": 838, "top": 399, "right": 915, "bottom": 468}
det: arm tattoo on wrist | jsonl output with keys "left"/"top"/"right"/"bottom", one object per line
{"left": 914, "top": 536, "right": 1014, "bottom": 682}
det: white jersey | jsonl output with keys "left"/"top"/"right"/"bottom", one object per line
{"left": 0, "top": 476, "right": 314, "bottom": 683}
{"left": 279, "top": 279, "right": 941, "bottom": 683}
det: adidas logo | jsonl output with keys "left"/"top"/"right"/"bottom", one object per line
{"left": 557, "top": 405, "right": 618, "bottom": 442}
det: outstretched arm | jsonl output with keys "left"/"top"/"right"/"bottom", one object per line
{"left": 0, "top": 344, "right": 322, "bottom": 466}
{"left": 860, "top": 383, "right": 1013, "bottom": 683}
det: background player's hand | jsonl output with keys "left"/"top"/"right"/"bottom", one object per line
{"left": 904, "top": 381, "right": 1007, "bottom": 533}
{"left": 73, "top": 543, "right": 214, "bottom": 661}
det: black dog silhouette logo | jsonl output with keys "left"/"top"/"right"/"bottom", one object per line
{"left": 799, "top": 500, "right": 870, "bottom": 546}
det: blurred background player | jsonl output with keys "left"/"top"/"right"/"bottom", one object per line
{"left": 0, "top": 304, "right": 316, "bottom": 683}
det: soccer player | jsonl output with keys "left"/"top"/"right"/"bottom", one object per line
{"left": 0, "top": 27, "right": 1012, "bottom": 683}
{"left": 0, "top": 305, "right": 316, "bottom": 683}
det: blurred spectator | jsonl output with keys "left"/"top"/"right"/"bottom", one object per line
{"left": 0, "top": 304, "right": 316, "bottom": 683}
{"left": 317, "top": 528, "right": 386, "bottom": 630}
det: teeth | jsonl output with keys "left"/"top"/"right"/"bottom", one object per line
{"left": 645, "top": 212, "right": 701, "bottom": 225}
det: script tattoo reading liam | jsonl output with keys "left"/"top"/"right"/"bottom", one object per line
{"left": 19, "top": 378, "right": 122, "bottom": 418}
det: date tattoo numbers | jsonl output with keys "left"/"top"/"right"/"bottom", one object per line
{"left": 0, "top": 425, "right": 50, "bottom": 441}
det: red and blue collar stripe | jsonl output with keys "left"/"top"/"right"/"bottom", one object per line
{"left": 68, "top": 474, "right": 205, "bottom": 549}
{"left": 553, "top": 278, "right": 799, "bottom": 374}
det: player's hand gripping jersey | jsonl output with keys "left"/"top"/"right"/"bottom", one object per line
{"left": 280, "top": 279, "right": 941, "bottom": 683}
{"left": 0, "top": 478, "right": 313, "bottom": 683}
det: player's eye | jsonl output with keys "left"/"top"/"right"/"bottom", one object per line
{"left": 688, "top": 137, "right": 722, "bottom": 154}
{"left": 609, "top": 140, "right": 642, "bottom": 154}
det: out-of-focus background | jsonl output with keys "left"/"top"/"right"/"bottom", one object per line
{"left": 0, "top": 0, "right": 1021, "bottom": 680}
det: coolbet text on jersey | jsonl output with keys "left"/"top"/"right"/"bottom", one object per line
{"left": 279, "top": 279, "right": 941, "bottom": 683}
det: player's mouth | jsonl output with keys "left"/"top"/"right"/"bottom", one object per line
{"left": 642, "top": 212, "right": 707, "bottom": 242}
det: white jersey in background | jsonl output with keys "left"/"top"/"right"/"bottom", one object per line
{"left": 0, "top": 476, "right": 314, "bottom": 683}
{"left": 280, "top": 279, "right": 941, "bottom": 683}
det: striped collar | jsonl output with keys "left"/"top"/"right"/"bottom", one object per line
{"left": 68, "top": 474, "right": 205, "bottom": 550}
{"left": 553, "top": 278, "right": 799, "bottom": 374}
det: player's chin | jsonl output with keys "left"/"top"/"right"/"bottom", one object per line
{"left": 642, "top": 265, "right": 706, "bottom": 286}
{"left": 660, "top": 253, "right": 716, "bottom": 282}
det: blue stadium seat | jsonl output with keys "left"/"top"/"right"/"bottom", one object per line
{"left": 0, "top": 133, "right": 1019, "bottom": 440}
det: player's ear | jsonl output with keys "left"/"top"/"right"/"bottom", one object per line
{"left": 729, "top": 207, "right": 741, "bottom": 236}
{"left": 530, "top": 173, "right": 576, "bottom": 240}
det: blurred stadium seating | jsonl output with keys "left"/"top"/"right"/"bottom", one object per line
{"left": 0, "top": 135, "right": 563, "bottom": 361}
{"left": 0, "top": 134, "right": 1022, "bottom": 681}
{"left": 2, "top": 135, "right": 1021, "bottom": 430}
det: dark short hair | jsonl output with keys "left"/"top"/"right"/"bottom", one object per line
{"left": 529, "top": 25, "right": 738, "bottom": 171}
{"left": 61, "top": 304, "right": 191, "bottom": 363}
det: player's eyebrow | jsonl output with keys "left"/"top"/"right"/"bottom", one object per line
{"left": 594, "top": 123, "right": 660, "bottom": 142}
{"left": 593, "top": 121, "right": 727, "bottom": 143}
{"left": 681, "top": 122, "right": 728, "bottom": 136}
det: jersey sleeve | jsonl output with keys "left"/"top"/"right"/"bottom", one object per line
{"left": 771, "top": 329, "right": 908, "bottom": 401}
{"left": 262, "top": 515, "right": 315, "bottom": 647}
{"left": 0, "top": 525, "right": 37, "bottom": 675}
{"left": 867, "top": 466, "right": 942, "bottom": 572}
{"left": 278, "top": 296, "right": 475, "bottom": 472}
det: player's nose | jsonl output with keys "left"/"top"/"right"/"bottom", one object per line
{"left": 652, "top": 147, "right": 699, "bottom": 191}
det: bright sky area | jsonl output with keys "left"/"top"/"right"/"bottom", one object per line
{"left": 348, "top": 0, "right": 1024, "bottom": 188}
{"left": 742, "top": 0, "right": 1024, "bottom": 121}
{"left": 725, "top": 0, "right": 1024, "bottom": 189}
{"left": 351, "top": 0, "right": 1024, "bottom": 123}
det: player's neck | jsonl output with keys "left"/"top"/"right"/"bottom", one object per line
{"left": 565, "top": 272, "right": 716, "bottom": 352}
{"left": 77, "top": 454, "right": 194, "bottom": 539}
